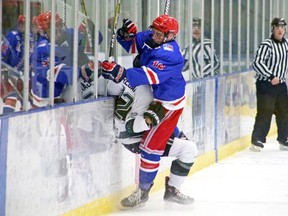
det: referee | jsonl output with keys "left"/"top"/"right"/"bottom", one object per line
{"left": 251, "top": 17, "right": 288, "bottom": 152}
{"left": 182, "top": 17, "right": 220, "bottom": 79}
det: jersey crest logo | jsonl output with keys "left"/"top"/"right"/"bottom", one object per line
{"left": 152, "top": 61, "right": 166, "bottom": 70}
{"left": 163, "top": 44, "right": 174, "bottom": 52}
{"left": 42, "top": 59, "right": 50, "bottom": 67}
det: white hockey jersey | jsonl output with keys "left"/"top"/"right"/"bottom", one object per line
{"left": 107, "top": 78, "right": 153, "bottom": 145}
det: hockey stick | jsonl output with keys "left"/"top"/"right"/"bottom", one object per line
{"left": 1, "top": 65, "right": 24, "bottom": 101}
{"left": 1, "top": 61, "right": 23, "bottom": 78}
{"left": 1, "top": 62, "right": 24, "bottom": 100}
{"left": 164, "top": 0, "right": 171, "bottom": 15}
{"left": 108, "top": 0, "right": 122, "bottom": 62}
{"left": 80, "top": 0, "right": 93, "bottom": 53}
{"left": 8, "top": 78, "right": 23, "bottom": 100}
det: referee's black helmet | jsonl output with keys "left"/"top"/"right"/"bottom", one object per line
{"left": 271, "top": 17, "right": 287, "bottom": 27}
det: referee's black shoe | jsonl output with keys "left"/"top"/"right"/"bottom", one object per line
{"left": 279, "top": 140, "right": 288, "bottom": 151}
{"left": 250, "top": 140, "right": 264, "bottom": 152}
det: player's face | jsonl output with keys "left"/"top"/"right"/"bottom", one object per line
{"left": 56, "top": 26, "right": 64, "bottom": 40}
{"left": 152, "top": 28, "right": 165, "bottom": 44}
{"left": 17, "top": 23, "right": 25, "bottom": 33}
{"left": 273, "top": 25, "right": 285, "bottom": 41}
{"left": 192, "top": 25, "right": 201, "bottom": 40}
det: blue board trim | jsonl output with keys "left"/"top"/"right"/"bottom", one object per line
{"left": 0, "top": 118, "right": 8, "bottom": 216}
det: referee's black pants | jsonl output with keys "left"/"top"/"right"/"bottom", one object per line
{"left": 252, "top": 81, "right": 288, "bottom": 144}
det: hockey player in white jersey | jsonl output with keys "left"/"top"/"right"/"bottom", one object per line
{"left": 107, "top": 78, "right": 153, "bottom": 153}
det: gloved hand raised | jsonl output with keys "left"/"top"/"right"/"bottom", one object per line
{"left": 80, "top": 60, "right": 102, "bottom": 82}
{"left": 101, "top": 60, "right": 126, "bottom": 83}
{"left": 117, "top": 18, "right": 137, "bottom": 40}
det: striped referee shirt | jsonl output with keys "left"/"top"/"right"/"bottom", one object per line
{"left": 182, "top": 38, "right": 220, "bottom": 79}
{"left": 252, "top": 36, "right": 288, "bottom": 82}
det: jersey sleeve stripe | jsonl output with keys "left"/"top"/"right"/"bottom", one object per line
{"left": 143, "top": 66, "right": 159, "bottom": 84}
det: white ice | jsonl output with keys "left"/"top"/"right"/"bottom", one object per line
{"left": 107, "top": 136, "right": 288, "bottom": 216}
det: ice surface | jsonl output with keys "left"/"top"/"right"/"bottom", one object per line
{"left": 107, "top": 136, "right": 288, "bottom": 216}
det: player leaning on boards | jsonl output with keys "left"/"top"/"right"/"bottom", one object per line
{"left": 251, "top": 17, "right": 288, "bottom": 152}
{"left": 101, "top": 14, "right": 198, "bottom": 208}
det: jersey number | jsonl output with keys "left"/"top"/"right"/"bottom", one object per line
{"left": 115, "top": 92, "right": 134, "bottom": 121}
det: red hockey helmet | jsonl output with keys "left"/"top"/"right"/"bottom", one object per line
{"left": 37, "top": 11, "right": 63, "bottom": 32}
{"left": 17, "top": 15, "right": 25, "bottom": 24}
{"left": 152, "top": 14, "right": 179, "bottom": 37}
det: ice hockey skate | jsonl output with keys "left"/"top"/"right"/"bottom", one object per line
{"left": 163, "top": 176, "right": 194, "bottom": 205}
{"left": 250, "top": 141, "right": 264, "bottom": 152}
{"left": 120, "top": 185, "right": 152, "bottom": 209}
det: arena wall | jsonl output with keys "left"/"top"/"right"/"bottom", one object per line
{"left": 0, "top": 70, "right": 277, "bottom": 216}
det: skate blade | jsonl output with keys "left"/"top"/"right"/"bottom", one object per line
{"left": 164, "top": 197, "right": 194, "bottom": 205}
{"left": 249, "top": 145, "right": 261, "bottom": 152}
{"left": 118, "top": 202, "right": 145, "bottom": 210}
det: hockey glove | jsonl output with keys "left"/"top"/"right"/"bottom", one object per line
{"left": 117, "top": 18, "right": 137, "bottom": 40}
{"left": 80, "top": 60, "right": 102, "bottom": 82}
{"left": 143, "top": 101, "right": 166, "bottom": 127}
{"left": 101, "top": 60, "right": 126, "bottom": 83}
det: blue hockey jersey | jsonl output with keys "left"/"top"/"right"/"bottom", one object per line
{"left": 117, "top": 30, "right": 186, "bottom": 110}
{"left": 31, "top": 35, "right": 73, "bottom": 107}
{"left": 1, "top": 30, "right": 33, "bottom": 71}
